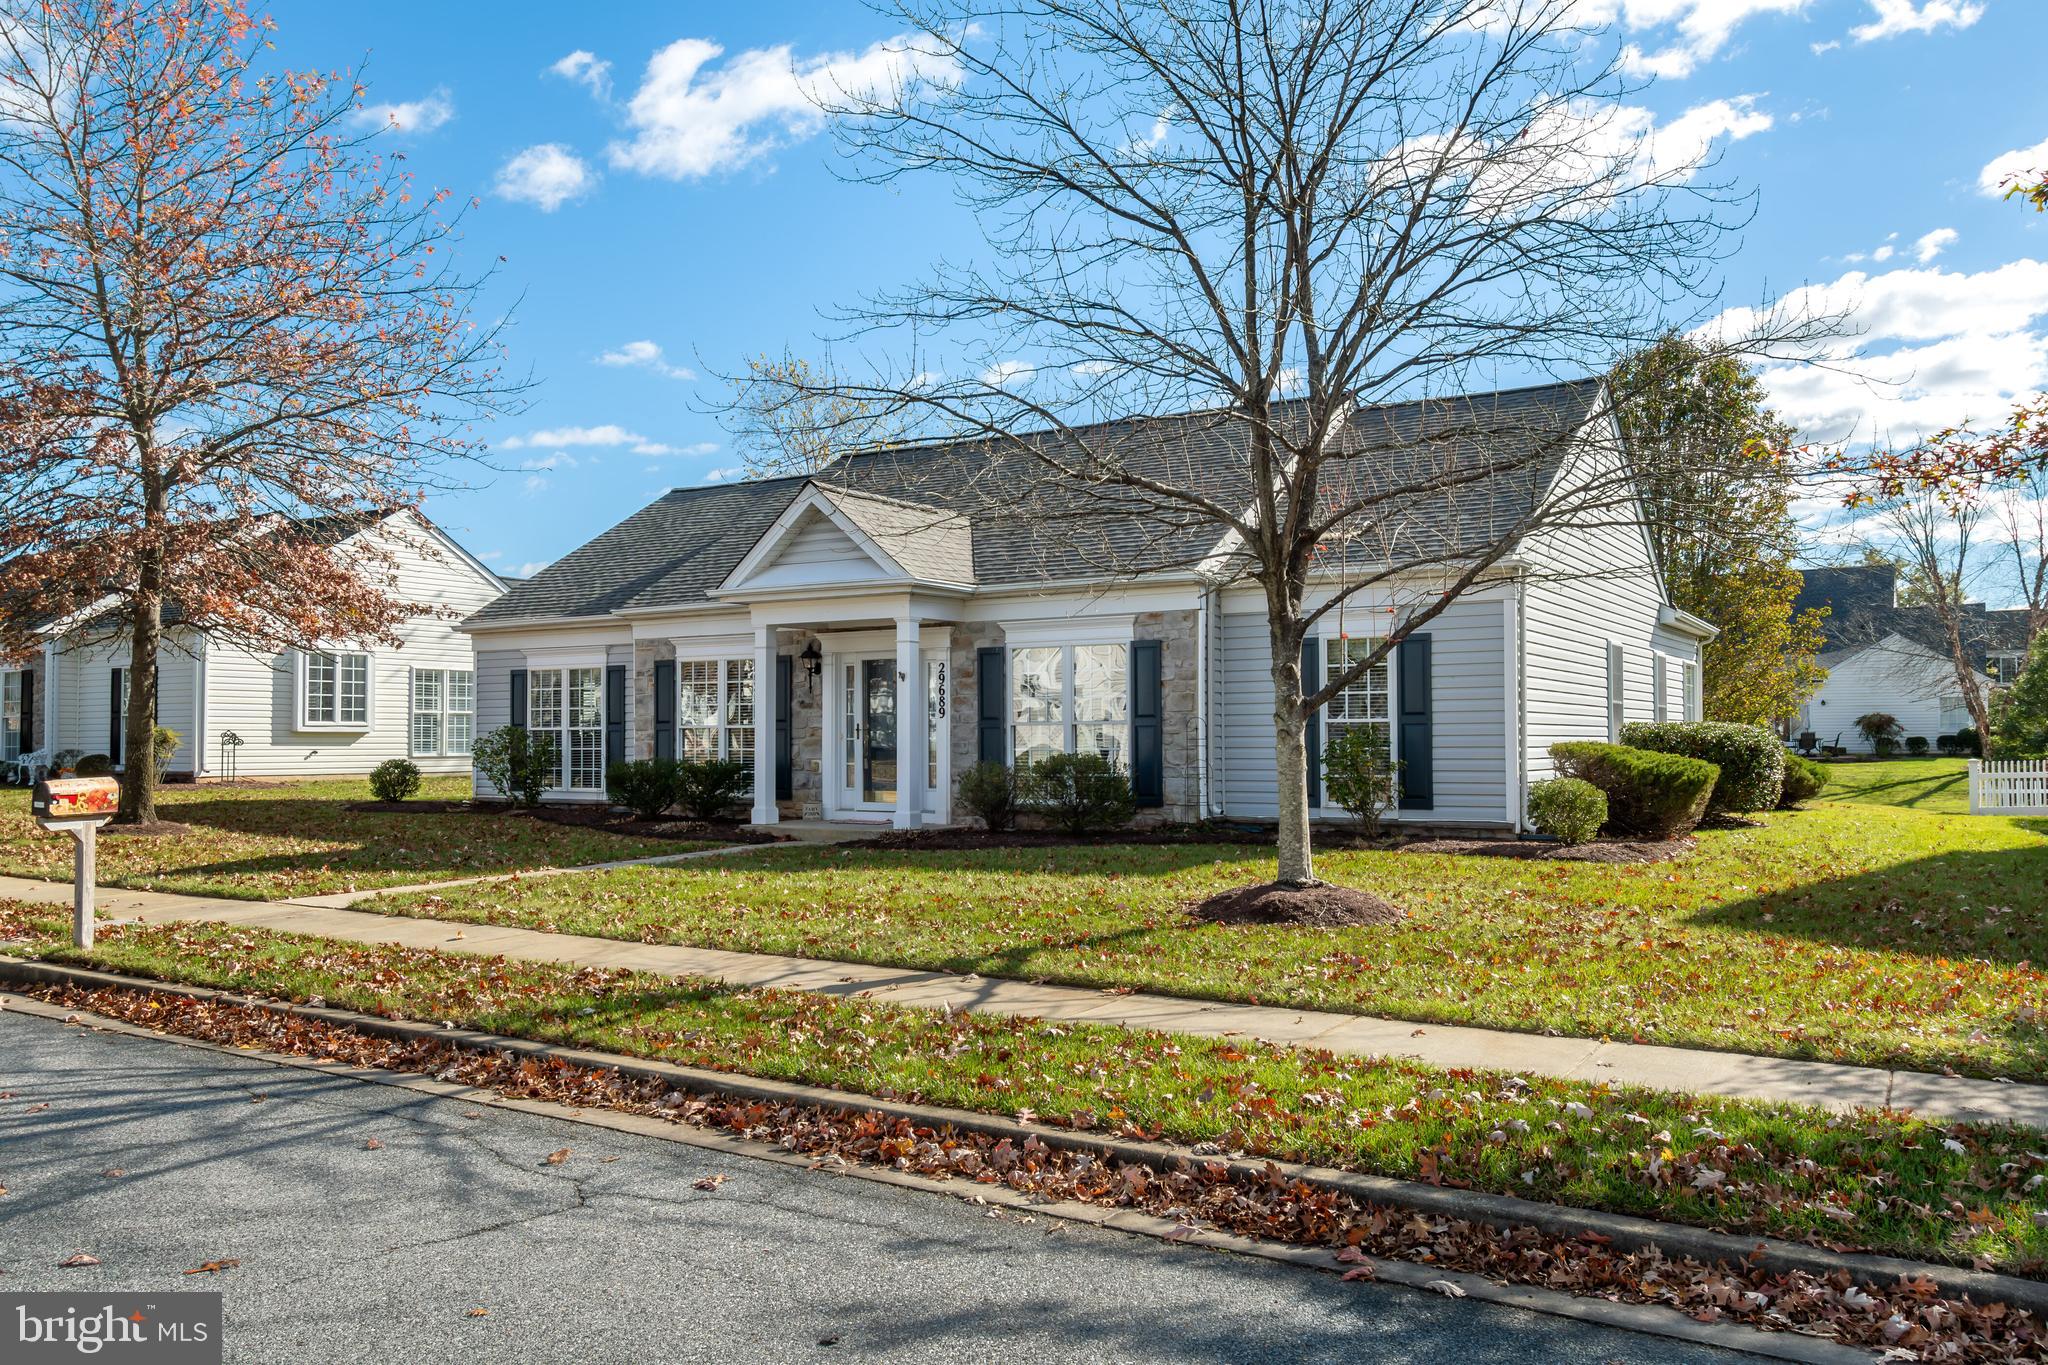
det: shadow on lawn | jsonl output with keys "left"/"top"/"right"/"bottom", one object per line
{"left": 1694, "top": 831, "right": 2048, "bottom": 968}
{"left": 1822, "top": 769, "right": 1969, "bottom": 809}
{"left": 725, "top": 842, "right": 1274, "bottom": 881}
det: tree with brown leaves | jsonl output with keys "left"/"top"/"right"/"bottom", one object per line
{"left": 0, "top": 0, "right": 519, "bottom": 821}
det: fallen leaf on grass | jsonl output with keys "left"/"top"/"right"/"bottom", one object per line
{"left": 58, "top": 1253, "right": 100, "bottom": 1268}
{"left": 1342, "top": 1266, "right": 1377, "bottom": 1282}
{"left": 183, "top": 1259, "right": 239, "bottom": 1276}
{"left": 465, "top": 1308, "right": 488, "bottom": 1319}
{"left": 1424, "top": 1279, "right": 1466, "bottom": 1298}
{"left": 692, "top": 1173, "right": 728, "bottom": 1191}
{"left": 544, "top": 1147, "right": 571, "bottom": 1165}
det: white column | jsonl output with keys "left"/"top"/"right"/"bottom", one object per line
{"left": 751, "top": 627, "right": 780, "bottom": 825}
{"left": 893, "top": 619, "right": 925, "bottom": 830}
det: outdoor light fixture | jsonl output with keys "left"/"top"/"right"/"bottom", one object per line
{"left": 800, "top": 639, "right": 823, "bottom": 683}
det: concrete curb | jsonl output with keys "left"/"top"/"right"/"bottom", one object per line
{"left": 5, "top": 953, "right": 2043, "bottom": 1328}
{"left": 0, "top": 976, "right": 1868, "bottom": 1365}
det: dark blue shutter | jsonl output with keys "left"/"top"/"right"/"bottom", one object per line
{"left": 604, "top": 664, "right": 626, "bottom": 769}
{"left": 977, "top": 646, "right": 1006, "bottom": 764}
{"left": 20, "top": 669, "right": 32, "bottom": 750}
{"left": 1398, "top": 634, "right": 1434, "bottom": 810}
{"left": 651, "top": 659, "right": 675, "bottom": 761}
{"left": 1130, "top": 640, "right": 1163, "bottom": 807}
{"left": 1300, "top": 638, "right": 1320, "bottom": 808}
{"left": 508, "top": 669, "right": 527, "bottom": 732}
{"left": 109, "top": 667, "right": 123, "bottom": 763}
{"left": 775, "top": 654, "right": 793, "bottom": 801}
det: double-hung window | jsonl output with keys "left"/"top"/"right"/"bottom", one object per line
{"left": 410, "top": 668, "right": 476, "bottom": 757}
{"left": 1325, "top": 637, "right": 1391, "bottom": 761}
{"left": 1, "top": 671, "right": 22, "bottom": 762}
{"left": 1010, "top": 642, "right": 1129, "bottom": 769}
{"left": 677, "top": 658, "right": 755, "bottom": 791}
{"left": 302, "top": 650, "right": 369, "bottom": 728}
{"left": 528, "top": 665, "right": 605, "bottom": 791}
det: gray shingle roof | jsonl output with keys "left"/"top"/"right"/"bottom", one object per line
{"left": 466, "top": 380, "right": 1607, "bottom": 626}
{"left": 1795, "top": 564, "right": 2031, "bottom": 669}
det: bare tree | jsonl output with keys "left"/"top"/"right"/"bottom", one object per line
{"left": 725, "top": 351, "right": 910, "bottom": 478}
{"left": 0, "top": 0, "right": 519, "bottom": 821}
{"left": 792, "top": 0, "right": 1803, "bottom": 885}
{"left": 1992, "top": 464, "right": 2048, "bottom": 648}
{"left": 1867, "top": 489, "right": 1994, "bottom": 741}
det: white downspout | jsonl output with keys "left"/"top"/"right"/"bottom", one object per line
{"left": 1195, "top": 585, "right": 1212, "bottom": 818}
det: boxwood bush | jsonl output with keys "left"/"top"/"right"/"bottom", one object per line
{"left": 672, "top": 758, "right": 751, "bottom": 820}
{"left": 369, "top": 758, "right": 423, "bottom": 803}
{"left": 1028, "top": 752, "right": 1136, "bottom": 834}
{"left": 606, "top": 758, "right": 681, "bottom": 821}
{"left": 1619, "top": 720, "right": 1783, "bottom": 814}
{"left": 1526, "top": 777, "right": 1606, "bottom": 845}
{"left": 1777, "top": 755, "right": 1829, "bottom": 809}
{"left": 1550, "top": 741, "right": 1720, "bottom": 838}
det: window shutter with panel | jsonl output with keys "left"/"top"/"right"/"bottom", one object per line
{"left": 20, "top": 670, "right": 32, "bottom": 751}
{"left": 775, "top": 655, "right": 793, "bottom": 801}
{"left": 109, "top": 668, "right": 124, "bottom": 763}
{"left": 508, "top": 669, "right": 527, "bottom": 732}
{"left": 1130, "top": 640, "right": 1163, "bottom": 807}
{"left": 651, "top": 659, "right": 675, "bottom": 760}
{"left": 977, "top": 646, "right": 1006, "bottom": 764}
{"left": 1606, "top": 642, "right": 1626, "bottom": 741}
{"left": 605, "top": 665, "right": 627, "bottom": 770}
{"left": 1397, "top": 635, "right": 1434, "bottom": 809}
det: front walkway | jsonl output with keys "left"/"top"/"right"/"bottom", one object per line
{"left": 5, "top": 872, "right": 2044, "bottom": 1129}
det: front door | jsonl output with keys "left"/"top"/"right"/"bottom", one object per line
{"left": 861, "top": 658, "right": 897, "bottom": 803}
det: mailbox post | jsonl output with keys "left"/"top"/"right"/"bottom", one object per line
{"left": 32, "top": 777, "right": 119, "bottom": 948}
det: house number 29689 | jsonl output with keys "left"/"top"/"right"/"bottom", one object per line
{"left": 936, "top": 662, "right": 947, "bottom": 718}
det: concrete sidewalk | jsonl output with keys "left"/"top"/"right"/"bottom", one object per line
{"left": 5, "top": 871, "right": 2044, "bottom": 1129}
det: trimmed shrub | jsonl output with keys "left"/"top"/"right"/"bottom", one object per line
{"left": 1905, "top": 734, "right": 1929, "bottom": 756}
{"left": 471, "top": 725, "right": 559, "bottom": 808}
{"left": 1935, "top": 733, "right": 1960, "bottom": 756}
{"left": 1953, "top": 725, "right": 1982, "bottom": 757}
{"left": 369, "top": 759, "right": 423, "bottom": 803}
{"left": 1322, "top": 726, "right": 1403, "bottom": 838}
{"left": 1619, "top": 720, "right": 1783, "bottom": 814}
{"left": 672, "top": 758, "right": 751, "bottom": 820}
{"left": 606, "top": 758, "right": 681, "bottom": 821}
{"left": 150, "top": 725, "right": 182, "bottom": 783}
{"left": 1550, "top": 741, "right": 1720, "bottom": 839}
{"left": 1777, "top": 755, "right": 1830, "bottom": 808}
{"left": 75, "top": 753, "right": 113, "bottom": 777}
{"left": 1028, "top": 752, "right": 1136, "bottom": 835}
{"left": 957, "top": 760, "right": 1024, "bottom": 831}
{"left": 1527, "top": 777, "right": 1606, "bottom": 845}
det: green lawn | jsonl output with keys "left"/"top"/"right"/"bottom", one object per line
{"left": 0, "top": 777, "right": 711, "bottom": 899}
{"left": 374, "top": 801, "right": 2048, "bottom": 1081}
{"left": 1815, "top": 756, "right": 1971, "bottom": 813}
{"left": 4, "top": 902, "right": 2041, "bottom": 1274}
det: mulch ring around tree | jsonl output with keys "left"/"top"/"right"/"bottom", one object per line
{"left": 1395, "top": 835, "right": 1695, "bottom": 865}
{"left": 340, "top": 801, "right": 786, "bottom": 844}
{"left": 1188, "top": 880, "right": 1406, "bottom": 929}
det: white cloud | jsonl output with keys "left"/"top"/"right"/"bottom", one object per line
{"left": 499, "top": 424, "right": 694, "bottom": 457}
{"left": 680, "top": 441, "right": 720, "bottom": 456}
{"left": 1582, "top": 0, "right": 1811, "bottom": 82}
{"left": 517, "top": 453, "right": 580, "bottom": 472}
{"left": 351, "top": 87, "right": 454, "bottom": 135}
{"left": 597, "top": 339, "right": 695, "bottom": 380}
{"left": 978, "top": 360, "right": 1036, "bottom": 388}
{"left": 1979, "top": 136, "right": 2048, "bottom": 199}
{"left": 1703, "top": 259, "right": 2048, "bottom": 446}
{"left": 550, "top": 50, "right": 612, "bottom": 99}
{"left": 1849, "top": 0, "right": 1984, "bottom": 43}
{"left": 704, "top": 466, "right": 745, "bottom": 483}
{"left": 515, "top": 561, "right": 552, "bottom": 578}
{"left": 521, "top": 474, "right": 550, "bottom": 497}
{"left": 607, "top": 33, "right": 961, "bottom": 179}
{"left": 1809, "top": 38, "right": 1841, "bottom": 54}
{"left": 494, "top": 144, "right": 594, "bottom": 212}
{"left": 1872, "top": 242, "right": 1895, "bottom": 263}
{"left": 1913, "top": 228, "right": 1958, "bottom": 264}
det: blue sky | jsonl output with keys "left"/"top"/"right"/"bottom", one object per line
{"left": 278, "top": 1, "right": 2048, "bottom": 577}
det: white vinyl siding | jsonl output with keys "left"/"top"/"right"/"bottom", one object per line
{"left": 1797, "top": 635, "right": 1987, "bottom": 753}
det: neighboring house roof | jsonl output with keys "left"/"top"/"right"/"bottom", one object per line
{"left": 470, "top": 379, "right": 1610, "bottom": 628}
{"left": 1794, "top": 563, "right": 2031, "bottom": 671}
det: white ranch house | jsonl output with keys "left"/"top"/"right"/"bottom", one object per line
{"left": 462, "top": 382, "right": 1711, "bottom": 834}
{"left": 2, "top": 509, "right": 504, "bottom": 780}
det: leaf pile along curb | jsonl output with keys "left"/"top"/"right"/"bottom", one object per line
{"left": 9, "top": 975, "right": 2042, "bottom": 1362}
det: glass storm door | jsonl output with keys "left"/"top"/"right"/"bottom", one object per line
{"left": 861, "top": 659, "right": 898, "bottom": 802}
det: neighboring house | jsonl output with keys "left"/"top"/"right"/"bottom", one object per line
{"left": 1789, "top": 564, "right": 2028, "bottom": 751}
{"left": 3, "top": 509, "right": 503, "bottom": 779}
{"left": 462, "top": 380, "right": 1712, "bottom": 832}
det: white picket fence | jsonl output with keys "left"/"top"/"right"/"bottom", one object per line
{"left": 1968, "top": 759, "right": 2048, "bottom": 815}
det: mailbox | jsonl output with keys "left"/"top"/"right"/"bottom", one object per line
{"left": 33, "top": 777, "right": 120, "bottom": 823}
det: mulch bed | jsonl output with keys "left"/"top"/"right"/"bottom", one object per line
{"left": 1188, "top": 880, "right": 1406, "bottom": 928}
{"left": 346, "top": 799, "right": 475, "bottom": 815}
{"left": 1396, "top": 835, "right": 1695, "bottom": 865}
{"left": 843, "top": 825, "right": 1269, "bottom": 853}
{"left": 339, "top": 800, "right": 785, "bottom": 844}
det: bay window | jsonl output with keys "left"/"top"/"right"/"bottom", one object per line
{"left": 678, "top": 658, "right": 755, "bottom": 790}
{"left": 1010, "top": 642, "right": 1128, "bottom": 769}
{"left": 410, "top": 668, "right": 476, "bottom": 757}
{"left": 302, "top": 650, "right": 369, "bottom": 728}
{"left": 528, "top": 665, "right": 604, "bottom": 791}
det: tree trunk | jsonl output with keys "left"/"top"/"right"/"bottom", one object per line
{"left": 118, "top": 581, "right": 163, "bottom": 825}
{"left": 1269, "top": 623, "right": 1315, "bottom": 887}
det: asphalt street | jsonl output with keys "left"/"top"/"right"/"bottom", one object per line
{"left": 0, "top": 1008, "right": 1758, "bottom": 1364}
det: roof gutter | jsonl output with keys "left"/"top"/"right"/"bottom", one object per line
{"left": 1658, "top": 606, "right": 1719, "bottom": 641}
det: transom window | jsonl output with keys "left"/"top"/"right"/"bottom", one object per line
{"left": 1011, "top": 642, "right": 1128, "bottom": 770}
{"left": 303, "top": 651, "right": 369, "bottom": 727}
{"left": 678, "top": 658, "right": 755, "bottom": 790}
{"left": 411, "top": 668, "right": 475, "bottom": 757}
{"left": 529, "top": 666, "right": 604, "bottom": 791}
{"left": 1325, "top": 637, "right": 1390, "bottom": 759}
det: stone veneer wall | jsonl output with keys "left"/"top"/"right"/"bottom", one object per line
{"left": 631, "top": 640, "right": 671, "bottom": 766}
{"left": 783, "top": 632, "right": 825, "bottom": 817}
{"left": 1135, "top": 609, "right": 1202, "bottom": 822}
